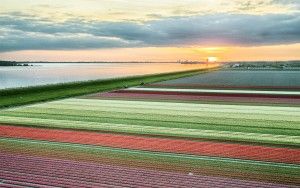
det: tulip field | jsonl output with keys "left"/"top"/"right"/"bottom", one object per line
{"left": 0, "top": 82, "right": 299, "bottom": 187}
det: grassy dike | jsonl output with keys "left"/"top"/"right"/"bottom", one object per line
{"left": 0, "top": 68, "right": 217, "bottom": 109}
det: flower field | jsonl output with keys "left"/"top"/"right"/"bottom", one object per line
{"left": 91, "top": 86, "right": 300, "bottom": 106}
{"left": 0, "top": 85, "right": 299, "bottom": 187}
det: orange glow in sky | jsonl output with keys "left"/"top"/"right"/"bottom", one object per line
{"left": 207, "top": 57, "right": 218, "bottom": 63}
{"left": 1, "top": 44, "right": 300, "bottom": 62}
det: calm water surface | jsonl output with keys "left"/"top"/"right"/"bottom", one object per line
{"left": 0, "top": 63, "right": 213, "bottom": 89}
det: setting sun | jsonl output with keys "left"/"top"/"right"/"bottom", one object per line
{"left": 207, "top": 57, "right": 218, "bottom": 63}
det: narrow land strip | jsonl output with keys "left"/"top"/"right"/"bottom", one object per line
{"left": 0, "top": 68, "right": 217, "bottom": 109}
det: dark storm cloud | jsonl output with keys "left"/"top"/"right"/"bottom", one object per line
{"left": 0, "top": 12, "right": 300, "bottom": 52}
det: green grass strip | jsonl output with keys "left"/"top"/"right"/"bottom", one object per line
{"left": 0, "top": 68, "right": 216, "bottom": 109}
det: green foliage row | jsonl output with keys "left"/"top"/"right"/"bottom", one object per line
{"left": 1, "top": 110, "right": 298, "bottom": 136}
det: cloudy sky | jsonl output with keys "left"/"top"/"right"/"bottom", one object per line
{"left": 0, "top": 0, "right": 300, "bottom": 61}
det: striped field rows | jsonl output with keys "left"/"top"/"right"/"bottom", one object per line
{"left": 1, "top": 152, "right": 297, "bottom": 188}
{"left": 1, "top": 99, "right": 300, "bottom": 146}
{"left": 1, "top": 125, "right": 299, "bottom": 164}
{"left": 1, "top": 85, "right": 299, "bottom": 187}
{"left": 1, "top": 138, "right": 299, "bottom": 179}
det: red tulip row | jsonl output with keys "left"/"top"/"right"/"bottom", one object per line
{"left": 1, "top": 125, "right": 299, "bottom": 164}
{"left": 112, "top": 89, "right": 300, "bottom": 99}
{"left": 89, "top": 91, "right": 300, "bottom": 105}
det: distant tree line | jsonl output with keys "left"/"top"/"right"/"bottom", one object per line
{"left": 225, "top": 61, "right": 300, "bottom": 69}
{"left": 0, "top": 61, "right": 31, "bottom": 66}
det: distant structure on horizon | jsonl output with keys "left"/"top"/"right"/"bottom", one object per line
{"left": 177, "top": 60, "right": 203, "bottom": 64}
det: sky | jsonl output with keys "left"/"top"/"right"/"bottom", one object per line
{"left": 0, "top": 0, "right": 300, "bottom": 62}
